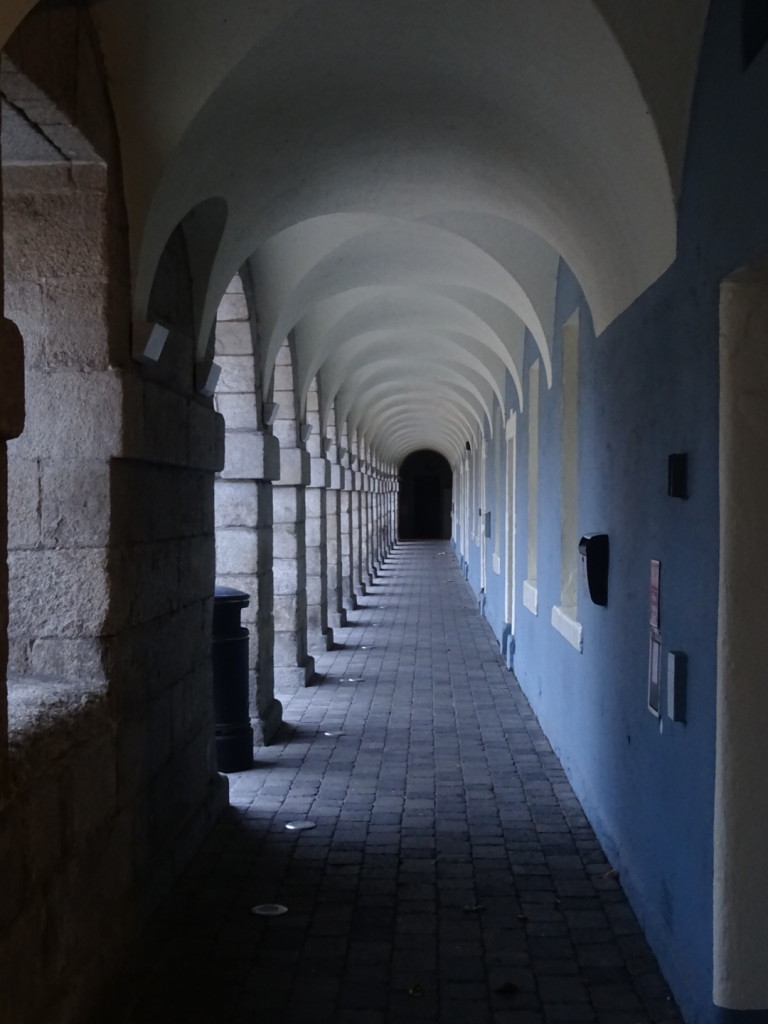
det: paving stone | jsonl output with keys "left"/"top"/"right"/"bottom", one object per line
{"left": 94, "top": 541, "right": 684, "bottom": 1024}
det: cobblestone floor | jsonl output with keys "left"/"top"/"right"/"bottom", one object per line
{"left": 99, "top": 541, "right": 683, "bottom": 1024}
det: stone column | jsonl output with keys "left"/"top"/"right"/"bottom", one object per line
{"left": 373, "top": 474, "right": 385, "bottom": 572}
{"left": 375, "top": 458, "right": 387, "bottom": 570}
{"left": 325, "top": 458, "right": 346, "bottom": 629}
{"left": 360, "top": 476, "right": 373, "bottom": 591}
{"left": 306, "top": 452, "right": 331, "bottom": 652}
{"left": 339, "top": 477, "right": 357, "bottom": 615}
{"left": 271, "top": 339, "right": 315, "bottom": 690}
{"left": 369, "top": 477, "right": 380, "bottom": 574}
{"left": 351, "top": 484, "right": 366, "bottom": 600}
{"left": 390, "top": 475, "right": 399, "bottom": 546}
{"left": 273, "top": 446, "right": 315, "bottom": 690}
{"left": 215, "top": 430, "right": 282, "bottom": 744}
{"left": 213, "top": 273, "right": 282, "bottom": 744}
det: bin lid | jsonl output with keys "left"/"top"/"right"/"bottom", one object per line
{"left": 214, "top": 586, "right": 250, "bottom": 606}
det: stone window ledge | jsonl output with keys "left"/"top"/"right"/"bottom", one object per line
{"left": 7, "top": 677, "right": 109, "bottom": 789}
{"left": 523, "top": 579, "right": 538, "bottom": 615}
{"left": 551, "top": 605, "right": 583, "bottom": 652}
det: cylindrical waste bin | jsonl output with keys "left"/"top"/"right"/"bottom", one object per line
{"left": 212, "top": 586, "right": 254, "bottom": 772}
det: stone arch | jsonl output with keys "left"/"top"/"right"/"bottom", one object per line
{"left": 144, "top": 196, "right": 228, "bottom": 382}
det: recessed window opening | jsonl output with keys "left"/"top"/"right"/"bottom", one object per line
{"left": 494, "top": 408, "right": 504, "bottom": 576}
{"left": 551, "top": 313, "right": 583, "bottom": 651}
{"left": 504, "top": 413, "right": 517, "bottom": 631}
{"left": 560, "top": 315, "right": 580, "bottom": 614}
{"left": 523, "top": 361, "right": 540, "bottom": 614}
{"left": 479, "top": 440, "right": 488, "bottom": 589}
{"left": 463, "top": 451, "right": 470, "bottom": 552}
{"left": 398, "top": 449, "right": 452, "bottom": 540}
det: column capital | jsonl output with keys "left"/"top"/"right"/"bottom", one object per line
{"left": 274, "top": 446, "right": 310, "bottom": 486}
{"left": 309, "top": 456, "right": 331, "bottom": 488}
{"left": 218, "top": 430, "right": 281, "bottom": 481}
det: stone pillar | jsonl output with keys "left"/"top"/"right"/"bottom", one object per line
{"left": 325, "top": 460, "right": 346, "bottom": 629}
{"left": 213, "top": 273, "right": 281, "bottom": 744}
{"left": 339, "top": 479, "right": 357, "bottom": 615}
{"left": 306, "top": 454, "right": 331, "bottom": 652}
{"left": 360, "top": 477, "right": 372, "bottom": 591}
{"left": 351, "top": 485, "right": 366, "bottom": 600}
{"left": 215, "top": 430, "right": 282, "bottom": 744}
{"left": 373, "top": 476, "right": 384, "bottom": 571}
{"left": 370, "top": 477, "right": 379, "bottom": 575}
{"left": 273, "top": 447, "right": 315, "bottom": 690}
{"left": 376, "top": 459, "right": 388, "bottom": 569}
{"left": 390, "top": 476, "right": 399, "bottom": 546}
{"left": 271, "top": 339, "right": 314, "bottom": 690}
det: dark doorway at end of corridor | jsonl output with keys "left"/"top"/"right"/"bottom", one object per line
{"left": 398, "top": 449, "right": 452, "bottom": 540}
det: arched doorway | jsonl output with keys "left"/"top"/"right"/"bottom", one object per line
{"left": 398, "top": 449, "right": 452, "bottom": 540}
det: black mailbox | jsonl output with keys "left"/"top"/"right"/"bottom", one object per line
{"left": 579, "top": 534, "right": 609, "bottom": 606}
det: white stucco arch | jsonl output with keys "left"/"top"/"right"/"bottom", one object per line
{"left": 296, "top": 285, "right": 526, "bottom": 413}
{"left": 117, "top": 0, "right": 707, "bottom": 350}
{"left": 318, "top": 333, "right": 505, "bottom": 427}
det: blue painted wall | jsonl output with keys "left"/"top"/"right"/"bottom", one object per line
{"left": 462, "top": 3, "right": 768, "bottom": 1020}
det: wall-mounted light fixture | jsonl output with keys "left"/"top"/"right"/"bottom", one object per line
{"left": 133, "top": 321, "right": 169, "bottom": 365}
{"left": 263, "top": 402, "right": 279, "bottom": 426}
{"left": 197, "top": 362, "right": 222, "bottom": 397}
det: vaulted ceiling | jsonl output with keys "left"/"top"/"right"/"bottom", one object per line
{"left": 1, "top": 0, "right": 710, "bottom": 463}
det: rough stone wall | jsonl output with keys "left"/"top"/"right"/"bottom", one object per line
{"left": 4, "top": 161, "right": 116, "bottom": 683}
{"left": 0, "top": 16, "right": 228, "bottom": 1023}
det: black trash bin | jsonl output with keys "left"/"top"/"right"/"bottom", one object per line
{"left": 212, "top": 586, "right": 254, "bottom": 772}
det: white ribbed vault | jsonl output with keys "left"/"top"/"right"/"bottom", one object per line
{"left": 0, "top": 0, "right": 709, "bottom": 468}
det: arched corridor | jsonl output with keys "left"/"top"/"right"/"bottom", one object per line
{"left": 1, "top": 3, "right": 767, "bottom": 1023}
{"left": 98, "top": 543, "right": 680, "bottom": 1024}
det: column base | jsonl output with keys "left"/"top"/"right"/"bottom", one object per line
{"left": 274, "top": 657, "right": 316, "bottom": 690}
{"left": 253, "top": 697, "right": 283, "bottom": 746}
